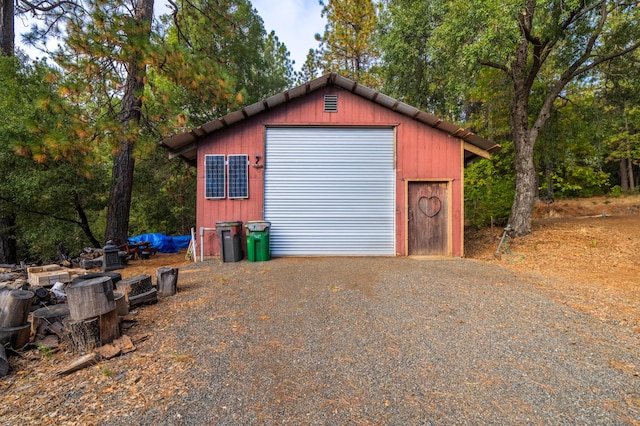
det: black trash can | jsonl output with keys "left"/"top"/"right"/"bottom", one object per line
{"left": 216, "top": 221, "right": 243, "bottom": 262}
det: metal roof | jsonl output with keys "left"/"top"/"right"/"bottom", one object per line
{"left": 159, "top": 72, "right": 500, "bottom": 165}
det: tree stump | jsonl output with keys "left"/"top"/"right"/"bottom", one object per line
{"left": 99, "top": 308, "right": 120, "bottom": 345}
{"left": 116, "top": 274, "right": 152, "bottom": 306}
{"left": 63, "top": 317, "right": 100, "bottom": 353}
{"left": 0, "top": 323, "right": 31, "bottom": 349}
{"left": 0, "top": 289, "right": 35, "bottom": 328}
{"left": 31, "top": 304, "right": 71, "bottom": 339}
{"left": 0, "top": 345, "right": 8, "bottom": 377}
{"left": 156, "top": 267, "right": 178, "bottom": 296}
{"left": 114, "top": 292, "right": 128, "bottom": 316}
{"left": 67, "top": 276, "right": 115, "bottom": 321}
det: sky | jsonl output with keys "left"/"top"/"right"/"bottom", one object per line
{"left": 16, "top": 0, "right": 327, "bottom": 71}
{"left": 251, "top": 0, "right": 326, "bottom": 70}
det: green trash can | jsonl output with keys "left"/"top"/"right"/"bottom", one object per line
{"left": 216, "top": 221, "right": 243, "bottom": 262}
{"left": 245, "top": 221, "right": 271, "bottom": 262}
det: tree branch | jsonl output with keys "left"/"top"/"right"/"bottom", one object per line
{"left": 479, "top": 59, "right": 510, "bottom": 75}
{"left": 0, "top": 195, "right": 82, "bottom": 225}
{"left": 17, "top": 0, "right": 77, "bottom": 13}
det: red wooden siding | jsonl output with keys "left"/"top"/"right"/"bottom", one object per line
{"left": 197, "top": 86, "right": 463, "bottom": 256}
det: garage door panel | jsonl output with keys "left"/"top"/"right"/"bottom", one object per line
{"left": 265, "top": 127, "right": 395, "bottom": 256}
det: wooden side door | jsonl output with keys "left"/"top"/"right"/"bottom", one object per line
{"left": 408, "top": 182, "right": 449, "bottom": 255}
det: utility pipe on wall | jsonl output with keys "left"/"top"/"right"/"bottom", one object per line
{"left": 199, "top": 227, "right": 217, "bottom": 262}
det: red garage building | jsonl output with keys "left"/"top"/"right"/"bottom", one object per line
{"left": 161, "top": 73, "right": 498, "bottom": 258}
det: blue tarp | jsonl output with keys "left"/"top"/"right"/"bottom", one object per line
{"left": 128, "top": 233, "right": 191, "bottom": 254}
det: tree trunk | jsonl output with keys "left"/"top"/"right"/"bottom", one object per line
{"left": 508, "top": 69, "right": 537, "bottom": 236}
{"left": 627, "top": 157, "right": 635, "bottom": 192}
{"left": 0, "top": 210, "right": 16, "bottom": 264}
{"left": 74, "top": 192, "right": 101, "bottom": 248}
{"left": 105, "top": 141, "right": 135, "bottom": 245}
{"left": 0, "top": 0, "right": 14, "bottom": 56}
{"left": 620, "top": 159, "right": 629, "bottom": 191}
{"left": 104, "top": 0, "right": 154, "bottom": 245}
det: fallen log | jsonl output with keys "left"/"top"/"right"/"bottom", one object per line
{"left": 67, "top": 276, "right": 115, "bottom": 321}
{"left": 56, "top": 352, "right": 100, "bottom": 376}
{"left": 0, "top": 289, "right": 35, "bottom": 328}
{"left": 156, "top": 267, "right": 178, "bottom": 296}
{"left": 128, "top": 288, "right": 158, "bottom": 308}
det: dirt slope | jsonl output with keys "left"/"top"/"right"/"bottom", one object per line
{"left": 465, "top": 194, "right": 640, "bottom": 328}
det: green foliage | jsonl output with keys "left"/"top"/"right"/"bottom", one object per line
{"left": 464, "top": 143, "right": 515, "bottom": 228}
{"left": 535, "top": 84, "right": 611, "bottom": 199}
{"left": 609, "top": 185, "right": 622, "bottom": 197}
{"left": 36, "top": 344, "right": 53, "bottom": 359}
{"left": 0, "top": 56, "right": 108, "bottom": 261}
{"left": 315, "top": 0, "right": 380, "bottom": 87}
{"left": 129, "top": 149, "right": 196, "bottom": 236}
{"left": 298, "top": 49, "right": 322, "bottom": 83}
{"left": 153, "top": 0, "right": 295, "bottom": 129}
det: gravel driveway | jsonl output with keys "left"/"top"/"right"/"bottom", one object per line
{"left": 123, "top": 257, "right": 639, "bottom": 425}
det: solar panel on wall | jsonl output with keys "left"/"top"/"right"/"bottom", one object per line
{"left": 228, "top": 154, "right": 248, "bottom": 199}
{"left": 204, "top": 154, "right": 225, "bottom": 199}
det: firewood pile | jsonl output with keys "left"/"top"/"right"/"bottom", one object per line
{"left": 75, "top": 247, "right": 105, "bottom": 270}
{"left": 0, "top": 264, "right": 179, "bottom": 377}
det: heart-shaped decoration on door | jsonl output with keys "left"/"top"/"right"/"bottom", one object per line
{"left": 418, "top": 196, "right": 441, "bottom": 218}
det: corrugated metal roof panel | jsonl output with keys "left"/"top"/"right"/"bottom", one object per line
{"left": 435, "top": 121, "right": 461, "bottom": 134}
{"left": 243, "top": 102, "right": 266, "bottom": 116}
{"left": 223, "top": 110, "right": 245, "bottom": 126}
{"left": 159, "top": 72, "right": 500, "bottom": 165}
{"left": 395, "top": 103, "right": 419, "bottom": 117}
{"left": 201, "top": 120, "right": 224, "bottom": 133}
{"left": 161, "top": 132, "right": 194, "bottom": 150}
{"left": 287, "top": 83, "right": 309, "bottom": 99}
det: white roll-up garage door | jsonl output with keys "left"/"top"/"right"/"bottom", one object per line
{"left": 265, "top": 127, "right": 395, "bottom": 255}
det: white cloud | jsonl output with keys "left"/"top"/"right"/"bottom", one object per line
{"left": 251, "top": 0, "right": 326, "bottom": 70}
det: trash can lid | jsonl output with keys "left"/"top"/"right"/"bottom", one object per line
{"left": 216, "top": 221, "right": 242, "bottom": 227}
{"left": 245, "top": 220, "right": 270, "bottom": 231}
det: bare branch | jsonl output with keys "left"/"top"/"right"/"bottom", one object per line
{"left": 16, "top": 0, "right": 77, "bottom": 14}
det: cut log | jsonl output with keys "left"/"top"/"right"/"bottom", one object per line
{"left": 66, "top": 276, "right": 115, "bottom": 321}
{"left": 99, "top": 308, "right": 120, "bottom": 345}
{"left": 116, "top": 274, "right": 152, "bottom": 304}
{"left": 0, "top": 345, "right": 8, "bottom": 377}
{"left": 47, "top": 321, "right": 65, "bottom": 339}
{"left": 63, "top": 317, "right": 100, "bottom": 353}
{"left": 128, "top": 288, "right": 158, "bottom": 308}
{"left": 156, "top": 267, "right": 178, "bottom": 296}
{"left": 0, "top": 289, "right": 36, "bottom": 328}
{"left": 0, "top": 323, "right": 31, "bottom": 349}
{"left": 114, "top": 292, "right": 128, "bottom": 316}
{"left": 31, "top": 304, "right": 70, "bottom": 338}
{"left": 72, "top": 272, "right": 122, "bottom": 289}
{"left": 34, "top": 334, "right": 59, "bottom": 349}
{"left": 56, "top": 352, "right": 100, "bottom": 376}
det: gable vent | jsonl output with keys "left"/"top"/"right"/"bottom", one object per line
{"left": 324, "top": 95, "right": 338, "bottom": 112}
